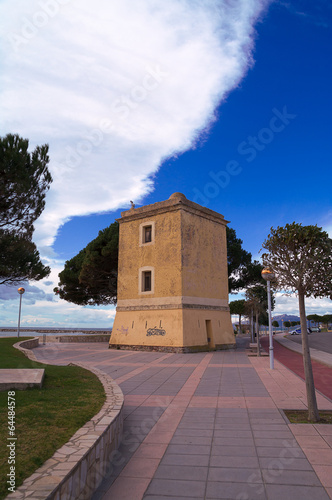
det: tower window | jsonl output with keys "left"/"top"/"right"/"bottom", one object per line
{"left": 142, "top": 271, "right": 152, "bottom": 292}
{"left": 139, "top": 221, "right": 155, "bottom": 246}
{"left": 139, "top": 266, "right": 154, "bottom": 294}
{"left": 143, "top": 225, "right": 152, "bottom": 243}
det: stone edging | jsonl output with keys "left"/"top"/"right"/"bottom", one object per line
{"left": 7, "top": 341, "right": 124, "bottom": 500}
{"left": 14, "top": 337, "right": 40, "bottom": 361}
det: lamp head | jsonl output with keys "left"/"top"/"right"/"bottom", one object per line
{"left": 261, "top": 268, "right": 275, "bottom": 281}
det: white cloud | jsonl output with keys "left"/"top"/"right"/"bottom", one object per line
{"left": 0, "top": 292, "right": 116, "bottom": 328}
{"left": 230, "top": 291, "right": 332, "bottom": 318}
{"left": 273, "top": 292, "right": 332, "bottom": 316}
{"left": 0, "top": 0, "right": 270, "bottom": 251}
{"left": 0, "top": 283, "right": 55, "bottom": 304}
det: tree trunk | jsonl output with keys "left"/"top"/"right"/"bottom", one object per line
{"left": 239, "top": 314, "right": 242, "bottom": 335}
{"left": 299, "top": 292, "right": 320, "bottom": 422}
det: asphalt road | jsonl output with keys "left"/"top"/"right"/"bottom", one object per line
{"left": 285, "top": 331, "right": 332, "bottom": 355}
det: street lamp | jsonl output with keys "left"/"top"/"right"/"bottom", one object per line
{"left": 261, "top": 268, "right": 275, "bottom": 370}
{"left": 17, "top": 287, "right": 25, "bottom": 338}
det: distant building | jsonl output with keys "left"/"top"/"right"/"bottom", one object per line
{"left": 110, "top": 193, "right": 235, "bottom": 352}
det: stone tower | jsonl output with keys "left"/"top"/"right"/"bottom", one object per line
{"left": 109, "top": 193, "right": 235, "bottom": 352}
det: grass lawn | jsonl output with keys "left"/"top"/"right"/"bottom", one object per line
{"left": 284, "top": 409, "right": 332, "bottom": 424}
{"left": 0, "top": 337, "right": 106, "bottom": 500}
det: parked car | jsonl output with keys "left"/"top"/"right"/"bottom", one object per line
{"left": 290, "top": 328, "right": 311, "bottom": 335}
{"left": 310, "top": 327, "right": 321, "bottom": 332}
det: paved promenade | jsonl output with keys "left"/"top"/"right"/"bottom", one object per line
{"left": 33, "top": 339, "right": 332, "bottom": 500}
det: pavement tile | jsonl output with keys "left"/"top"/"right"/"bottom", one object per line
{"left": 212, "top": 436, "right": 254, "bottom": 447}
{"left": 323, "top": 435, "right": 332, "bottom": 447}
{"left": 288, "top": 423, "right": 319, "bottom": 436}
{"left": 145, "top": 479, "right": 206, "bottom": 498}
{"left": 101, "top": 477, "right": 151, "bottom": 500}
{"left": 154, "top": 464, "right": 208, "bottom": 481}
{"left": 143, "top": 432, "right": 175, "bottom": 445}
{"left": 120, "top": 458, "right": 160, "bottom": 478}
{"left": 251, "top": 424, "right": 287, "bottom": 431}
{"left": 218, "top": 400, "right": 247, "bottom": 408}
{"left": 161, "top": 453, "right": 210, "bottom": 467}
{"left": 315, "top": 425, "right": 332, "bottom": 436}
{"left": 259, "top": 457, "right": 313, "bottom": 471}
{"left": 189, "top": 396, "right": 218, "bottom": 407}
{"left": 252, "top": 430, "right": 293, "bottom": 439}
{"left": 295, "top": 435, "right": 330, "bottom": 449}
{"left": 302, "top": 448, "right": 332, "bottom": 465}
{"left": 178, "top": 421, "right": 215, "bottom": 430}
{"left": 249, "top": 418, "right": 285, "bottom": 425}
{"left": 245, "top": 397, "right": 276, "bottom": 408}
{"left": 210, "top": 455, "right": 259, "bottom": 468}
{"left": 213, "top": 429, "right": 253, "bottom": 438}
{"left": 185, "top": 407, "right": 216, "bottom": 414}
{"left": 265, "top": 484, "right": 330, "bottom": 500}
{"left": 208, "top": 467, "right": 262, "bottom": 483}
{"left": 174, "top": 428, "right": 213, "bottom": 437}
{"left": 211, "top": 445, "right": 257, "bottom": 457}
{"left": 216, "top": 414, "right": 249, "bottom": 420}
{"left": 180, "top": 416, "right": 215, "bottom": 423}
{"left": 312, "top": 465, "right": 332, "bottom": 487}
{"left": 255, "top": 437, "right": 298, "bottom": 447}
{"left": 262, "top": 468, "right": 321, "bottom": 486}
{"left": 170, "top": 435, "right": 212, "bottom": 446}
{"left": 144, "top": 497, "right": 193, "bottom": 500}
{"left": 166, "top": 443, "right": 211, "bottom": 455}
{"left": 214, "top": 423, "right": 252, "bottom": 430}
{"left": 256, "top": 446, "right": 305, "bottom": 459}
{"left": 133, "top": 443, "right": 168, "bottom": 459}
{"left": 206, "top": 481, "right": 267, "bottom": 499}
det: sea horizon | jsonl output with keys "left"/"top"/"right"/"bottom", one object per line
{"left": 0, "top": 326, "right": 112, "bottom": 337}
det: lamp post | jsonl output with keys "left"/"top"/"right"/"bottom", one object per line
{"left": 261, "top": 268, "right": 275, "bottom": 370}
{"left": 17, "top": 287, "right": 25, "bottom": 338}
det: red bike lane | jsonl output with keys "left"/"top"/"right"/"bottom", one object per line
{"left": 260, "top": 336, "right": 332, "bottom": 402}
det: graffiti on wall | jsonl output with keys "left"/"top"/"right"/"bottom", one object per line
{"left": 146, "top": 327, "right": 166, "bottom": 337}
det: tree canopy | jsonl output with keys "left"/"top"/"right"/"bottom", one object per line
{"left": 261, "top": 222, "right": 332, "bottom": 422}
{"left": 226, "top": 227, "right": 252, "bottom": 293}
{"left": 226, "top": 227, "right": 268, "bottom": 295}
{"left": 0, "top": 232, "right": 50, "bottom": 285}
{"left": 0, "top": 134, "right": 52, "bottom": 285}
{"left": 0, "top": 134, "right": 52, "bottom": 236}
{"left": 261, "top": 223, "right": 332, "bottom": 299}
{"left": 55, "top": 222, "right": 119, "bottom": 305}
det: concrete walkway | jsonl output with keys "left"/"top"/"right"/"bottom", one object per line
{"left": 32, "top": 341, "right": 332, "bottom": 500}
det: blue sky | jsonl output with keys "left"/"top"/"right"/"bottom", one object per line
{"left": 0, "top": 0, "right": 331, "bottom": 327}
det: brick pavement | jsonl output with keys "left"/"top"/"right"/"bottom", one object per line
{"left": 33, "top": 341, "right": 332, "bottom": 500}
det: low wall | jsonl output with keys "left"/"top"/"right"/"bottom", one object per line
{"left": 59, "top": 335, "right": 111, "bottom": 343}
{"left": 9, "top": 340, "right": 124, "bottom": 500}
{"left": 17, "top": 337, "right": 39, "bottom": 349}
{"left": 14, "top": 337, "right": 40, "bottom": 361}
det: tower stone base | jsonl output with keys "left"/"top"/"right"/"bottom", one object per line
{"left": 109, "top": 306, "right": 236, "bottom": 352}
